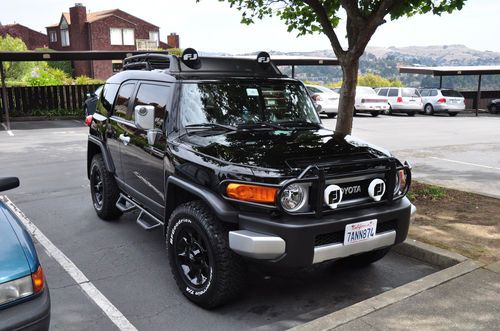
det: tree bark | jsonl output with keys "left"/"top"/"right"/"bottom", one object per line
{"left": 335, "top": 56, "right": 359, "bottom": 137}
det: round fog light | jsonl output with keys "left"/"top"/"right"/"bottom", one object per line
{"left": 280, "top": 184, "right": 306, "bottom": 212}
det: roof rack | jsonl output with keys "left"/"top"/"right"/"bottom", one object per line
{"left": 122, "top": 53, "right": 179, "bottom": 71}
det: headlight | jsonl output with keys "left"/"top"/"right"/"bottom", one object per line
{"left": 394, "top": 169, "right": 408, "bottom": 196}
{"left": 0, "top": 275, "right": 34, "bottom": 306}
{"left": 280, "top": 184, "right": 306, "bottom": 212}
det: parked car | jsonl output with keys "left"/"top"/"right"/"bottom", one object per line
{"left": 0, "top": 177, "right": 50, "bottom": 330}
{"left": 334, "top": 86, "right": 389, "bottom": 117}
{"left": 86, "top": 49, "right": 415, "bottom": 308}
{"left": 375, "top": 87, "right": 422, "bottom": 116}
{"left": 305, "top": 84, "right": 339, "bottom": 118}
{"left": 83, "top": 85, "right": 103, "bottom": 116}
{"left": 419, "top": 88, "right": 465, "bottom": 116}
{"left": 487, "top": 99, "right": 500, "bottom": 114}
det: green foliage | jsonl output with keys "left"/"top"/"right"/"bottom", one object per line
{"left": 34, "top": 48, "right": 72, "bottom": 75}
{"left": 0, "top": 35, "right": 35, "bottom": 82}
{"left": 74, "top": 76, "right": 104, "bottom": 85}
{"left": 407, "top": 184, "right": 447, "bottom": 201}
{"left": 26, "top": 65, "right": 70, "bottom": 86}
{"left": 325, "top": 73, "right": 402, "bottom": 88}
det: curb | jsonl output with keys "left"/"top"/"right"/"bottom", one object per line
{"left": 288, "top": 239, "right": 482, "bottom": 331}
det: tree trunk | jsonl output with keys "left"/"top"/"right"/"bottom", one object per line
{"left": 335, "top": 57, "right": 359, "bottom": 136}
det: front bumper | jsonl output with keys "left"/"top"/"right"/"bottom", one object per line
{"left": 0, "top": 287, "right": 50, "bottom": 331}
{"left": 355, "top": 104, "right": 389, "bottom": 112}
{"left": 229, "top": 198, "right": 414, "bottom": 267}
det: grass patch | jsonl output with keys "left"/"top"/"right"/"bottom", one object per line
{"left": 408, "top": 183, "right": 447, "bottom": 201}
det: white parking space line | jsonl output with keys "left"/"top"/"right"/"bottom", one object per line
{"left": 1, "top": 123, "right": 14, "bottom": 136}
{"left": 0, "top": 196, "right": 138, "bottom": 331}
{"left": 430, "top": 156, "right": 500, "bottom": 171}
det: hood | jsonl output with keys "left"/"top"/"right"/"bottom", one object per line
{"left": 180, "top": 128, "right": 390, "bottom": 173}
{"left": 0, "top": 204, "right": 35, "bottom": 283}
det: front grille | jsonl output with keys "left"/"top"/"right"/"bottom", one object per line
{"left": 314, "top": 219, "right": 398, "bottom": 247}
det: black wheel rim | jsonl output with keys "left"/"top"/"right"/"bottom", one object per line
{"left": 173, "top": 224, "right": 211, "bottom": 289}
{"left": 91, "top": 167, "right": 103, "bottom": 208}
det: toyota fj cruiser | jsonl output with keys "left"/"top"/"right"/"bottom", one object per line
{"left": 86, "top": 49, "right": 416, "bottom": 308}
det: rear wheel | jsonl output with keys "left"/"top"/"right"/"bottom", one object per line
{"left": 342, "top": 247, "right": 391, "bottom": 267}
{"left": 448, "top": 112, "right": 458, "bottom": 117}
{"left": 370, "top": 111, "right": 379, "bottom": 117}
{"left": 167, "top": 201, "right": 247, "bottom": 308}
{"left": 490, "top": 105, "right": 497, "bottom": 114}
{"left": 384, "top": 106, "right": 392, "bottom": 116}
{"left": 90, "top": 154, "right": 122, "bottom": 220}
{"left": 424, "top": 104, "right": 434, "bottom": 115}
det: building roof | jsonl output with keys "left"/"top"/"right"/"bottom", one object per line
{"left": 46, "top": 9, "right": 158, "bottom": 28}
{"left": 399, "top": 65, "right": 500, "bottom": 76}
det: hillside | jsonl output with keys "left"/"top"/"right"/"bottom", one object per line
{"left": 266, "top": 45, "right": 500, "bottom": 90}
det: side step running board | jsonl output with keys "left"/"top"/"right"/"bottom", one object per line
{"left": 116, "top": 193, "right": 164, "bottom": 231}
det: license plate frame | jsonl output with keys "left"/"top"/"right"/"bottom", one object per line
{"left": 344, "top": 219, "right": 377, "bottom": 245}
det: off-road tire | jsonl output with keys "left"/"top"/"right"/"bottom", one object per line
{"left": 448, "top": 112, "right": 458, "bottom": 117}
{"left": 90, "top": 154, "right": 122, "bottom": 220}
{"left": 166, "top": 201, "right": 247, "bottom": 309}
{"left": 370, "top": 111, "right": 379, "bottom": 117}
{"left": 341, "top": 247, "right": 391, "bottom": 267}
{"left": 424, "top": 104, "right": 434, "bottom": 115}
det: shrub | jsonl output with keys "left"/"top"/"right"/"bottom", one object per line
{"left": 74, "top": 76, "right": 105, "bottom": 85}
{"left": 26, "top": 66, "right": 70, "bottom": 86}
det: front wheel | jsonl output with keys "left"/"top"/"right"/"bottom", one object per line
{"left": 424, "top": 104, "right": 434, "bottom": 115}
{"left": 341, "top": 247, "right": 391, "bottom": 267}
{"left": 89, "top": 154, "right": 122, "bottom": 220}
{"left": 167, "top": 201, "right": 247, "bottom": 308}
{"left": 370, "top": 111, "right": 379, "bottom": 117}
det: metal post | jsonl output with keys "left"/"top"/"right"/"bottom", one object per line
{"left": 439, "top": 76, "right": 442, "bottom": 89}
{"left": 0, "top": 61, "right": 10, "bottom": 129}
{"left": 476, "top": 74, "right": 482, "bottom": 117}
{"left": 291, "top": 65, "right": 295, "bottom": 78}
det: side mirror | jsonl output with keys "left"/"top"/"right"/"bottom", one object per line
{"left": 0, "top": 177, "right": 20, "bottom": 192}
{"left": 134, "top": 105, "right": 155, "bottom": 130}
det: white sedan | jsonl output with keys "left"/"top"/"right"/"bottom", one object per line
{"left": 305, "top": 84, "right": 339, "bottom": 118}
{"left": 334, "top": 86, "right": 389, "bottom": 117}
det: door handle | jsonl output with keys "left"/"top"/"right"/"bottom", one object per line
{"left": 118, "top": 134, "right": 130, "bottom": 145}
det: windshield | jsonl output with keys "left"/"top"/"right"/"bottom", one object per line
{"left": 356, "top": 87, "right": 377, "bottom": 95}
{"left": 441, "top": 90, "right": 463, "bottom": 97}
{"left": 402, "top": 88, "right": 420, "bottom": 97}
{"left": 180, "top": 81, "right": 320, "bottom": 127}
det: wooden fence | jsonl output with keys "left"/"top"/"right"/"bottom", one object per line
{"left": 0, "top": 84, "right": 101, "bottom": 117}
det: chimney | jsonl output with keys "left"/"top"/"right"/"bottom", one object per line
{"left": 69, "top": 3, "right": 88, "bottom": 51}
{"left": 167, "top": 32, "right": 180, "bottom": 49}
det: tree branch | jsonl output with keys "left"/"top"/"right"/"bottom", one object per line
{"left": 301, "top": 0, "right": 346, "bottom": 60}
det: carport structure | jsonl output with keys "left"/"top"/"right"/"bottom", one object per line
{"left": 399, "top": 65, "right": 500, "bottom": 116}
{"left": 0, "top": 51, "right": 339, "bottom": 130}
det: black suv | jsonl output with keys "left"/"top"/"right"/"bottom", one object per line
{"left": 86, "top": 49, "right": 415, "bottom": 308}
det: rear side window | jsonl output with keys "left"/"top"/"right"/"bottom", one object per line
{"left": 113, "top": 82, "right": 136, "bottom": 120}
{"left": 402, "top": 88, "right": 420, "bottom": 97}
{"left": 98, "top": 83, "right": 119, "bottom": 116}
{"left": 377, "top": 88, "right": 388, "bottom": 96}
{"left": 133, "top": 83, "right": 169, "bottom": 129}
{"left": 388, "top": 88, "right": 398, "bottom": 97}
{"left": 441, "top": 90, "right": 463, "bottom": 97}
{"left": 430, "top": 90, "right": 438, "bottom": 97}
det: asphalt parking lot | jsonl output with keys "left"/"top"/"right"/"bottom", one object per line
{"left": 0, "top": 113, "right": 498, "bottom": 330}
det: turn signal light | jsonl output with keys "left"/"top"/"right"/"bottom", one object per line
{"left": 85, "top": 115, "right": 93, "bottom": 126}
{"left": 31, "top": 266, "right": 45, "bottom": 294}
{"left": 226, "top": 183, "right": 277, "bottom": 203}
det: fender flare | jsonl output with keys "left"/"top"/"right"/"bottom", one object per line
{"left": 165, "top": 175, "right": 238, "bottom": 225}
{"left": 87, "top": 135, "right": 115, "bottom": 177}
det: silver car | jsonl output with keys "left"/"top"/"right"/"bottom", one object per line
{"left": 375, "top": 87, "right": 422, "bottom": 116}
{"left": 419, "top": 88, "right": 465, "bottom": 116}
{"left": 305, "top": 84, "right": 339, "bottom": 118}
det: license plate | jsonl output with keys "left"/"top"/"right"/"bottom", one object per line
{"left": 344, "top": 219, "right": 377, "bottom": 245}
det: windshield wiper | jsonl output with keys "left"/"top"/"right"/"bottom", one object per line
{"left": 237, "top": 122, "right": 288, "bottom": 131}
{"left": 278, "top": 121, "right": 321, "bottom": 129}
{"left": 185, "top": 123, "right": 237, "bottom": 133}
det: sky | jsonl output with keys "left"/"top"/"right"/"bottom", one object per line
{"left": 1, "top": 0, "right": 499, "bottom": 54}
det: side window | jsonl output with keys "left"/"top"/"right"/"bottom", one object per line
{"left": 388, "top": 88, "right": 398, "bottom": 97}
{"left": 430, "top": 89, "right": 438, "bottom": 97}
{"left": 113, "top": 82, "right": 136, "bottom": 120}
{"left": 133, "top": 83, "right": 169, "bottom": 129}
{"left": 420, "top": 89, "right": 429, "bottom": 97}
{"left": 98, "top": 83, "right": 119, "bottom": 116}
{"left": 378, "top": 88, "right": 388, "bottom": 96}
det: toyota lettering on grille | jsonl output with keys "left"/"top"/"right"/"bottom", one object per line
{"left": 341, "top": 185, "right": 361, "bottom": 196}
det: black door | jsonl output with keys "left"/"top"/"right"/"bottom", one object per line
{"left": 120, "top": 82, "right": 170, "bottom": 218}
{"left": 106, "top": 81, "right": 136, "bottom": 181}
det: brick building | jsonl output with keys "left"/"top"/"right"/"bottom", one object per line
{"left": 46, "top": 3, "right": 180, "bottom": 79}
{"left": 0, "top": 23, "right": 47, "bottom": 49}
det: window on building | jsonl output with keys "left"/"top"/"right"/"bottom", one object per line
{"left": 110, "top": 28, "right": 135, "bottom": 46}
{"left": 61, "top": 29, "right": 70, "bottom": 47}
{"left": 49, "top": 31, "right": 57, "bottom": 42}
{"left": 149, "top": 31, "right": 159, "bottom": 46}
